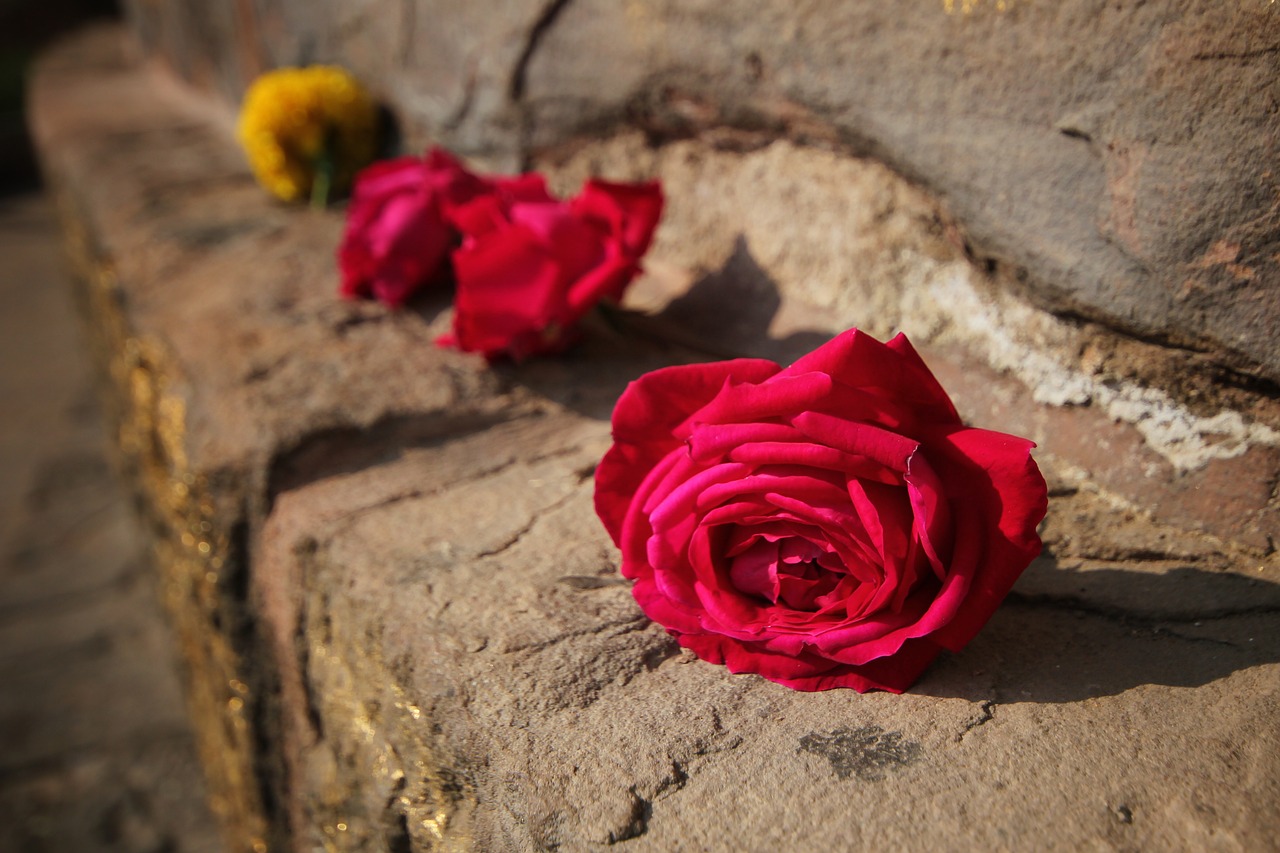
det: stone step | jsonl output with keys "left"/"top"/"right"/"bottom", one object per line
{"left": 29, "top": 22, "right": 1280, "bottom": 852}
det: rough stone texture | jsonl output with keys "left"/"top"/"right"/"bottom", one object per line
{"left": 30, "top": 23, "right": 1280, "bottom": 853}
{"left": 0, "top": 192, "right": 221, "bottom": 852}
{"left": 122, "top": 0, "right": 1280, "bottom": 385}
{"left": 261, "top": 409, "right": 1280, "bottom": 852}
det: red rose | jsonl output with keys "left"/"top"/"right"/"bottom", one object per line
{"left": 338, "top": 148, "right": 490, "bottom": 307}
{"left": 594, "top": 330, "right": 1047, "bottom": 693}
{"left": 438, "top": 177, "right": 664, "bottom": 361}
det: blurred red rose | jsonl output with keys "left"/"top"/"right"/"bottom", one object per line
{"left": 337, "top": 148, "right": 489, "bottom": 307}
{"left": 438, "top": 177, "right": 664, "bottom": 361}
{"left": 594, "top": 330, "right": 1047, "bottom": 693}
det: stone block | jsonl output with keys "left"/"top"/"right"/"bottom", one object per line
{"left": 30, "top": 22, "right": 1280, "bottom": 853}
{"left": 259, "top": 403, "right": 1280, "bottom": 850}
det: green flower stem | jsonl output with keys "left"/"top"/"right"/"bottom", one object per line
{"left": 310, "top": 133, "right": 335, "bottom": 209}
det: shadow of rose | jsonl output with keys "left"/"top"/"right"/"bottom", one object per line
{"left": 506, "top": 233, "right": 834, "bottom": 423}
{"left": 643, "top": 234, "right": 833, "bottom": 366}
{"left": 403, "top": 277, "right": 456, "bottom": 325}
{"left": 916, "top": 555, "right": 1280, "bottom": 704}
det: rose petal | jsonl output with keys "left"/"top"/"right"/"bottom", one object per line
{"left": 571, "top": 179, "right": 665, "bottom": 258}
{"left": 904, "top": 449, "right": 953, "bottom": 579}
{"left": 630, "top": 574, "right": 705, "bottom": 636}
{"left": 681, "top": 372, "right": 834, "bottom": 430}
{"left": 448, "top": 225, "right": 567, "bottom": 359}
{"left": 790, "top": 411, "right": 918, "bottom": 474}
{"left": 564, "top": 252, "right": 636, "bottom": 316}
{"left": 695, "top": 470, "right": 851, "bottom": 518}
{"left": 781, "top": 330, "right": 962, "bottom": 428}
{"left": 920, "top": 427, "right": 1047, "bottom": 651}
{"left": 647, "top": 461, "right": 754, "bottom": 533}
{"left": 728, "top": 538, "right": 781, "bottom": 601}
{"left": 686, "top": 422, "right": 806, "bottom": 463}
{"left": 846, "top": 478, "right": 913, "bottom": 615}
{"left": 611, "top": 360, "right": 781, "bottom": 448}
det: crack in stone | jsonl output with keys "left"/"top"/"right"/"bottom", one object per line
{"left": 442, "top": 66, "right": 478, "bottom": 132}
{"left": 318, "top": 453, "right": 529, "bottom": 546}
{"left": 331, "top": 489, "right": 425, "bottom": 529}
{"left": 296, "top": 557, "right": 330, "bottom": 745}
{"left": 607, "top": 749, "right": 725, "bottom": 845}
{"left": 476, "top": 489, "right": 578, "bottom": 559}
{"left": 653, "top": 759, "right": 689, "bottom": 801}
{"left": 502, "top": 615, "right": 649, "bottom": 655}
{"left": 509, "top": 0, "right": 574, "bottom": 101}
{"left": 1191, "top": 45, "right": 1280, "bottom": 61}
{"left": 525, "top": 441, "right": 590, "bottom": 468}
{"left": 1004, "top": 591, "right": 1280, "bottom": 627}
{"left": 958, "top": 700, "right": 995, "bottom": 742}
{"left": 509, "top": 0, "right": 575, "bottom": 168}
{"left": 1149, "top": 626, "right": 1244, "bottom": 649}
{"left": 606, "top": 786, "right": 650, "bottom": 844}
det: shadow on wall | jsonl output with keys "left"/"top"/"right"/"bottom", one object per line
{"left": 647, "top": 235, "right": 834, "bottom": 365}
{"left": 503, "top": 234, "right": 834, "bottom": 423}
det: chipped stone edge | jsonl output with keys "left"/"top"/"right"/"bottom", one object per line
{"left": 911, "top": 262, "right": 1280, "bottom": 473}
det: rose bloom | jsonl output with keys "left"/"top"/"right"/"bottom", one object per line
{"left": 438, "top": 177, "right": 664, "bottom": 361}
{"left": 594, "top": 330, "right": 1047, "bottom": 692}
{"left": 237, "top": 66, "right": 378, "bottom": 203}
{"left": 338, "top": 149, "right": 492, "bottom": 306}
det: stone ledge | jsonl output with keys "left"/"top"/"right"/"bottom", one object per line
{"left": 262, "top": 411, "right": 1280, "bottom": 850}
{"left": 30, "top": 23, "right": 1280, "bottom": 852}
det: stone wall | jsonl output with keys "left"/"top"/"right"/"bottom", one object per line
{"left": 123, "top": 0, "right": 1280, "bottom": 385}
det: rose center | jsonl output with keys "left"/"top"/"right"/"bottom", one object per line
{"left": 728, "top": 537, "right": 847, "bottom": 612}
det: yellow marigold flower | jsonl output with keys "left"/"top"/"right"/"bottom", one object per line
{"left": 237, "top": 66, "right": 379, "bottom": 204}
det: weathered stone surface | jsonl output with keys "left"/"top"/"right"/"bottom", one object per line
{"left": 31, "top": 22, "right": 1280, "bottom": 853}
{"left": 123, "top": 0, "right": 1280, "bottom": 384}
{"left": 260, "top": 404, "right": 1280, "bottom": 851}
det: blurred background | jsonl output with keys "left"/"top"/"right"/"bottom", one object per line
{"left": 0, "top": 1, "right": 222, "bottom": 850}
